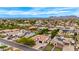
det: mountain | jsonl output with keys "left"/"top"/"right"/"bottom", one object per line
{"left": 49, "top": 16, "right": 79, "bottom": 20}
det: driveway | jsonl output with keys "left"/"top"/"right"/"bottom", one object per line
{"left": 63, "top": 45, "right": 74, "bottom": 51}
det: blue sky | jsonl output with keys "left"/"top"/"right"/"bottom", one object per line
{"left": 0, "top": 7, "right": 79, "bottom": 18}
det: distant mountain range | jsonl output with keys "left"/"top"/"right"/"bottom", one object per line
{"left": 49, "top": 16, "right": 79, "bottom": 20}
{"left": 0, "top": 15, "right": 79, "bottom": 20}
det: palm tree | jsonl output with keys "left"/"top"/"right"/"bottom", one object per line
{"left": 73, "top": 32, "right": 78, "bottom": 51}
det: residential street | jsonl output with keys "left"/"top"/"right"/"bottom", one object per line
{"left": 0, "top": 39, "right": 38, "bottom": 51}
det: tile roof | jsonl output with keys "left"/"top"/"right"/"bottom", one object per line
{"left": 32, "top": 35, "right": 49, "bottom": 41}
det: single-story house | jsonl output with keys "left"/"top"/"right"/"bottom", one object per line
{"left": 32, "top": 35, "right": 50, "bottom": 44}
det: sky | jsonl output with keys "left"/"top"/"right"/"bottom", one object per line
{"left": 0, "top": 7, "right": 79, "bottom": 18}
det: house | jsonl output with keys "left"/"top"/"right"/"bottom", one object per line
{"left": 24, "top": 32, "right": 35, "bottom": 38}
{"left": 38, "top": 27, "right": 47, "bottom": 30}
{"left": 55, "top": 43, "right": 63, "bottom": 48}
{"left": 32, "top": 35, "right": 50, "bottom": 44}
{"left": 29, "top": 26, "right": 37, "bottom": 31}
{"left": 51, "top": 39, "right": 64, "bottom": 48}
{"left": 70, "top": 40, "right": 75, "bottom": 45}
{"left": 51, "top": 36, "right": 64, "bottom": 48}
{"left": 63, "top": 40, "right": 70, "bottom": 45}
{"left": 32, "top": 35, "right": 50, "bottom": 50}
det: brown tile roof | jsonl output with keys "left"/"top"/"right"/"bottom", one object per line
{"left": 32, "top": 35, "right": 49, "bottom": 41}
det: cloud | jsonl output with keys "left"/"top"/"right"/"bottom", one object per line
{"left": 0, "top": 8, "right": 46, "bottom": 15}
{"left": 0, "top": 7, "right": 78, "bottom": 17}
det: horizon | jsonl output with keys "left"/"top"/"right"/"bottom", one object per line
{"left": 0, "top": 7, "right": 79, "bottom": 18}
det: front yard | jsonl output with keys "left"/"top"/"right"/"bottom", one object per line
{"left": 16, "top": 37, "right": 36, "bottom": 47}
{"left": 43, "top": 43, "right": 54, "bottom": 51}
{"left": 0, "top": 45, "right": 8, "bottom": 49}
{"left": 54, "top": 47, "right": 62, "bottom": 51}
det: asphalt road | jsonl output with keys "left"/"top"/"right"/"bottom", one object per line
{"left": 0, "top": 39, "right": 38, "bottom": 51}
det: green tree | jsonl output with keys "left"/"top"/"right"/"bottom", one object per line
{"left": 30, "top": 20, "right": 36, "bottom": 25}
{"left": 37, "top": 28, "right": 49, "bottom": 34}
{"left": 16, "top": 37, "right": 35, "bottom": 46}
{"left": 51, "top": 29, "right": 59, "bottom": 39}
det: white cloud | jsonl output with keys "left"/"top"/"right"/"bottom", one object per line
{"left": 0, "top": 7, "right": 78, "bottom": 16}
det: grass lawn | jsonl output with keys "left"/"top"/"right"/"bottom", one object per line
{"left": 54, "top": 47, "right": 62, "bottom": 51}
{"left": 16, "top": 37, "right": 36, "bottom": 47}
{"left": 0, "top": 45, "right": 8, "bottom": 49}
{"left": 43, "top": 43, "right": 54, "bottom": 51}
